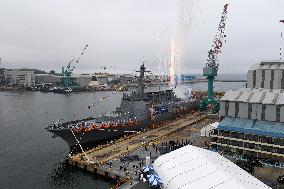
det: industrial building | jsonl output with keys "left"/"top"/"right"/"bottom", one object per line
{"left": 94, "top": 73, "right": 117, "bottom": 85}
{"left": 34, "top": 74, "right": 61, "bottom": 85}
{"left": 212, "top": 61, "right": 284, "bottom": 161}
{"left": 4, "top": 69, "right": 35, "bottom": 87}
{"left": 119, "top": 74, "right": 134, "bottom": 84}
{"left": 247, "top": 61, "right": 284, "bottom": 89}
{"left": 180, "top": 74, "right": 196, "bottom": 82}
{"left": 211, "top": 117, "right": 284, "bottom": 159}
{"left": 219, "top": 88, "right": 284, "bottom": 122}
{"left": 72, "top": 74, "right": 92, "bottom": 87}
{"left": 34, "top": 72, "right": 119, "bottom": 88}
{"left": 0, "top": 68, "right": 4, "bottom": 85}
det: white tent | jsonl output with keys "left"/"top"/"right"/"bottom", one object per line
{"left": 153, "top": 145, "right": 271, "bottom": 189}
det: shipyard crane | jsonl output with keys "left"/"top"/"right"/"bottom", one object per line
{"left": 200, "top": 4, "right": 229, "bottom": 113}
{"left": 62, "top": 45, "right": 88, "bottom": 88}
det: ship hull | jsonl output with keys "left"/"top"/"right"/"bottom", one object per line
{"left": 47, "top": 119, "right": 150, "bottom": 148}
{"left": 47, "top": 104, "right": 197, "bottom": 149}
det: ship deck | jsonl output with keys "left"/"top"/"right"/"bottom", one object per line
{"left": 68, "top": 113, "right": 211, "bottom": 188}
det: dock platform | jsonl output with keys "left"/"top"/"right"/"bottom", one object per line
{"left": 68, "top": 113, "right": 207, "bottom": 188}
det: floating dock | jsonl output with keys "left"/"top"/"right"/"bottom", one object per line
{"left": 68, "top": 113, "right": 207, "bottom": 188}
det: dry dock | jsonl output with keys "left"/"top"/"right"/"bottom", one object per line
{"left": 68, "top": 113, "right": 207, "bottom": 188}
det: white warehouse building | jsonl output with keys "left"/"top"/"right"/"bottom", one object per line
{"left": 213, "top": 61, "right": 284, "bottom": 161}
{"left": 219, "top": 88, "right": 284, "bottom": 122}
{"left": 247, "top": 61, "right": 284, "bottom": 89}
{"left": 4, "top": 69, "right": 35, "bottom": 87}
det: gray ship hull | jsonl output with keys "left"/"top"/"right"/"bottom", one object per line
{"left": 47, "top": 120, "right": 150, "bottom": 148}
{"left": 47, "top": 102, "right": 198, "bottom": 148}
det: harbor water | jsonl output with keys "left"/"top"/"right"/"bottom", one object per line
{"left": 0, "top": 81, "right": 245, "bottom": 189}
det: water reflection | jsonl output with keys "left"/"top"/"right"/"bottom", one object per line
{"left": 47, "top": 161, "right": 80, "bottom": 188}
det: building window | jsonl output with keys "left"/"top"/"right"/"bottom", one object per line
{"left": 230, "top": 140, "right": 243, "bottom": 147}
{"left": 225, "top": 101, "right": 229, "bottom": 116}
{"left": 218, "top": 138, "right": 230, "bottom": 145}
{"left": 279, "top": 148, "right": 284, "bottom": 154}
{"left": 270, "top": 70, "right": 274, "bottom": 89}
{"left": 235, "top": 102, "right": 239, "bottom": 117}
{"left": 261, "top": 104, "right": 266, "bottom": 120}
{"left": 213, "top": 129, "right": 219, "bottom": 135}
{"left": 261, "top": 70, "right": 265, "bottom": 88}
{"left": 211, "top": 137, "right": 218, "bottom": 142}
{"left": 251, "top": 135, "right": 259, "bottom": 142}
{"left": 259, "top": 136, "right": 273, "bottom": 144}
{"left": 276, "top": 105, "right": 281, "bottom": 122}
{"left": 255, "top": 144, "right": 261, "bottom": 150}
{"left": 244, "top": 134, "right": 254, "bottom": 141}
{"left": 266, "top": 137, "right": 273, "bottom": 144}
{"left": 223, "top": 131, "right": 230, "bottom": 137}
{"left": 282, "top": 70, "right": 284, "bottom": 89}
{"left": 274, "top": 138, "right": 284, "bottom": 146}
{"left": 230, "top": 131, "right": 237, "bottom": 139}
{"left": 261, "top": 145, "right": 273, "bottom": 153}
{"left": 273, "top": 147, "right": 281, "bottom": 154}
{"left": 248, "top": 103, "right": 252, "bottom": 119}
{"left": 253, "top": 70, "right": 256, "bottom": 88}
{"left": 244, "top": 142, "right": 255, "bottom": 149}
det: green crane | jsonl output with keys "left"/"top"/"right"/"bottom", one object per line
{"left": 200, "top": 4, "right": 229, "bottom": 113}
{"left": 61, "top": 45, "right": 88, "bottom": 88}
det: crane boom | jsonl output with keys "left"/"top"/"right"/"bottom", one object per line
{"left": 201, "top": 4, "right": 229, "bottom": 113}
{"left": 62, "top": 44, "right": 88, "bottom": 88}
{"left": 209, "top": 3, "right": 228, "bottom": 68}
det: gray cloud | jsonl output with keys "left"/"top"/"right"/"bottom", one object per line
{"left": 0, "top": 0, "right": 284, "bottom": 74}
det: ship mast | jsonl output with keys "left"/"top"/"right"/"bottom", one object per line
{"left": 135, "top": 61, "right": 150, "bottom": 97}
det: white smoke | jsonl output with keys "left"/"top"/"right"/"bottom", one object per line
{"left": 157, "top": 0, "right": 199, "bottom": 96}
{"left": 174, "top": 85, "right": 192, "bottom": 100}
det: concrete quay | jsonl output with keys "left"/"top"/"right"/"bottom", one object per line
{"left": 68, "top": 113, "right": 207, "bottom": 188}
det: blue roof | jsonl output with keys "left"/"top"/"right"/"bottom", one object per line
{"left": 219, "top": 117, "right": 284, "bottom": 138}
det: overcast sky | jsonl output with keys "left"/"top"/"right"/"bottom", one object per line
{"left": 0, "top": 0, "right": 284, "bottom": 74}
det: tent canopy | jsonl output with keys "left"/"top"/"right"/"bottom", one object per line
{"left": 153, "top": 145, "right": 271, "bottom": 189}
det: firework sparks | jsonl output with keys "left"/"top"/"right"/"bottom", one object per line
{"left": 158, "top": 0, "right": 198, "bottom": 88}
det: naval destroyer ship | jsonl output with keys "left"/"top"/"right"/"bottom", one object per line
{"left": 45, "top": 64, "right": 199, "bottom": 148}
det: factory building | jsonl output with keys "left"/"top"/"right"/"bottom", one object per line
{"left": 211, "top": 117, "right": 284, "bottom": 159}
{"left": 119, "top": 74, "right": 134, "bottom": 84}
{"left": 247, "top": 61, "right": 284, "bottom": 89}
{"left": 212, "top": 61, "right": 284, "bottom": 161}
{"left": 73, "top": 74, "right": 92, "bottom": 87}
{"left": 93, "top": 73, "right": 117, "bottom": 85}
{"left": 4, "top": 69, "right": 35, "bottom": 86}
{"left": 96, "top": 75, "right": 108, "bottom": 85}
{"left": 219, "top": 89, "right": 284, "bottom": 122}
{"left": 180, "top": 74, "right": 196, "bottom": 82}
{"left": 34, "top": 74, "right": 61, "bottom": 85}
{"left": 0, "top": 68, "right": 4, "bottom": 85}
